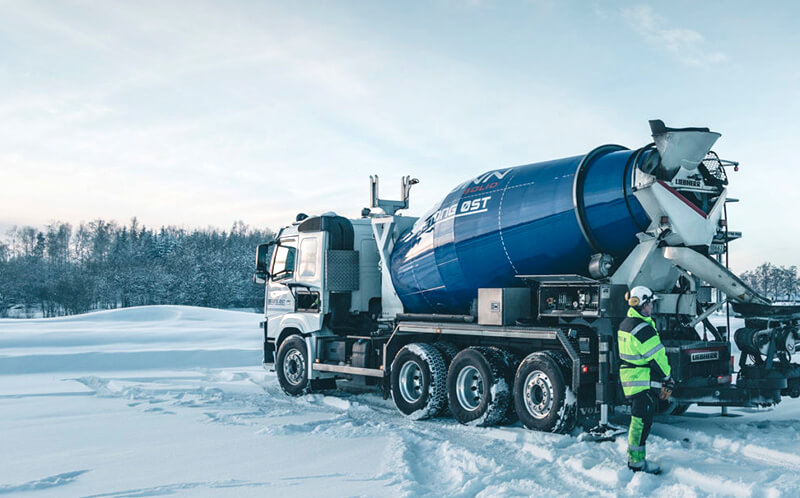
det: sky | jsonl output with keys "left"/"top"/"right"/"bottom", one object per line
{"left": 0, "top": 0, "right": 798, "bottom": 273}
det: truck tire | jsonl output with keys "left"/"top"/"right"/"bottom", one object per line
{"left": 391, "top": 343, "right": 447, "bottom": 419}
{"left": 447, "top": 347, "right": 512, "bottom": 426}
{"left": 433, "top": 341, "right": 460, "bottom": 368}
{"left": 276, "top": 335, "right": 310, "bottom": 396}
{"left": 513, "top": 350, "right": 577, "bottom": 433}
{"left": 488, "top": 346, "right": 519, "bottom": 425}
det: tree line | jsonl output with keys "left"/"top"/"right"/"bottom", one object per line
{"left": 0, "top": 219, "right": 274, "bottom": 318}
{"left": 1, "top": 218, "right": 796, "bottom": 317}
{"left": 739, "top": 263, "right": 798, "bottom": 302}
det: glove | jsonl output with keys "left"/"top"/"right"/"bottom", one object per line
{"left": 660, "top": 376, "right": 676, "bottom": 400}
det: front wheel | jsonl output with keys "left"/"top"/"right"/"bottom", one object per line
{"left": 276, "top": 335, "right": 310, "bottom": 396}
{"left": 513, "top": 351, "right": 576, "bottom": 433}
{"left": 391, "top": 343, "right": 447, "bottom": 419}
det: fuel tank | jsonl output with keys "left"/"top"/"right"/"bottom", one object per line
{"left": 389, "top": 145, "right": 653, "bottom": 314}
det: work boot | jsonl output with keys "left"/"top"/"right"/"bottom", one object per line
{"left": 628, "top": 460, "right": 661, "bottom": 474}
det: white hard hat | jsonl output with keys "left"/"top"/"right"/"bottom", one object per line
{"left": 626, "top": 286, "right": 659, "bottom": 307}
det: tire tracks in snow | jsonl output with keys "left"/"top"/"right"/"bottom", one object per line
{"left": 73, "top": 370, "right": 800, "bottom": 497}
{"left": 75, "top": 371, "right": 619, "bottom": 496}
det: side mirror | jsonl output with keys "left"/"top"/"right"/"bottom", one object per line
{"left": 254, "top": 243, "right": 272, "bottom": 285}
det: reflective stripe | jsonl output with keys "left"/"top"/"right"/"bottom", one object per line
{"left": 620, "top": 344, "right": 665, "bottom": 362}
{"left": 621, "top": 381, "right": 651, "bottom": 388}
{"left": 628, "top": 444, "right": 646, "bottom": 452}
{"left": 630, "top": 322, "right": 650, "bottom": 337}
{"left": 620, "top": 353, "right": 646, "bottom": 362}
{"left": 628, "top": 460, "right": 645, "bottom": 469}
{"left": 641, "top": 343, "right": 665, "bottom": 359}
{"left": 650, "top": 381, "right": 663, "bottom": 388}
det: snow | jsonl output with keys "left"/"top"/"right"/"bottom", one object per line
{"left": 2, "top": 306, "right": 800, "bottom": 496}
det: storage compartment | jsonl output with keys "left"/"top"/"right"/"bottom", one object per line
{"left": 351, "top": 339, "right": 372, "bottom": 368}
{"left": 665, "top": 341, "right": 730, "bottom": 383}
{"left": 478, "top": 288, "right": 531, "bottom": 326}
{"left": 321, "top": 340, "right": 347, "bottom": 363}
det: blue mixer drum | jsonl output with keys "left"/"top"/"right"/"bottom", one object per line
{"left": 389, "top": 145, "right": 654, "bottom": 314}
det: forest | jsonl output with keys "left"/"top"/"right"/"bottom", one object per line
{"left": 739, "top": 262, "right": 799, "bottom": 302}
{"left": 0, "top": 219, "right": 274, "bottom": 317}
{"left": 0, "top": 218, "right": 796, "bottom": 317}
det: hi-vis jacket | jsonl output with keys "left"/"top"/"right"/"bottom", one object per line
{"left": 617, "top": 307, "right": 672, "bottom": 397}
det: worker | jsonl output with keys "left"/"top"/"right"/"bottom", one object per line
{"left": 617, "top": 285, "right": 675, "bottom": 474}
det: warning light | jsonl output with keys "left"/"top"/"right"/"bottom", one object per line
{"left": 581, "top": 365, "right": 589, "bottom": 373}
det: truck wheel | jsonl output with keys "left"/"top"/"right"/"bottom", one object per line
{"left": 447, "top": 347, "right": 512, "bottom": 426}
{"left": 276, "top": 335, "right": 310, "bottom": 396}
{"left": 488, "top": 347, "right": 519, "bottom": 425}
{"left": 433, "top": 341, "right": 460, "bottom": 368}
{"left": 391, "top": 343, "right": 447, "bottom": 419}
{"left": 513, "top": 351, "right": 576, "bottom": 433}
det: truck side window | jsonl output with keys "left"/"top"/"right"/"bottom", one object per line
{"left": 298, "top": 238, "right": 318, "bottom": 279}
{"left": 271, "top": 242, "right": 296, "bottom": 282}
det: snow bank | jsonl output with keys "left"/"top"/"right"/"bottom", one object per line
{"left": 0, "top": 305, "right": 261, "bottom": 374}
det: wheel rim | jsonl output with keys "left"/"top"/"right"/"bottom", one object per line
{"left": 283, "top": 348, "right": 306, "bottom": 386}
{"left": 398, "top": 360, "right": 424, "bottom": 403}
{"left": 523, "top": 370, "right": 554, "bottom": 419}
{"left": 455, "top": 365, "right": 484, "bottom": 411}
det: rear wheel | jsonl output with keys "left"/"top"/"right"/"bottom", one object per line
{"left": 513, "top": 351, "right": 576, "bottom": 433}
{"left": 489, "top": 347, "right": 519, "bottom": 425}
{"left": 447, "top": 347, "right": 511, "bottom": 426}
{"left": 276, "top": 335, "right": 310, "bottom": 396}
{"left": 433, "top": 341, "right": 460, "bottom": 368}
{"left": 391, "top": 343, "right": 447, "bottom": 419}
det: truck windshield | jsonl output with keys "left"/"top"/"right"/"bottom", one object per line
{"left": 271, "top": 240, "right": 296, "bottom": 282}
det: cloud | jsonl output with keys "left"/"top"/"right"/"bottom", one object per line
{"left": 621, "top": 4, "right": 729, "bottom": 66}
{"left": 0, "top": 0, "right": 641, "bottom": 233}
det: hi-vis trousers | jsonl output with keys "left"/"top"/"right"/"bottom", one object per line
{"left": 627, "top": 389, "right": 656, "bottom": 466}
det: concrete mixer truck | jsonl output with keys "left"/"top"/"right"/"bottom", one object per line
{"left": 253, "top": 120, "right": 800, "bottom": 434}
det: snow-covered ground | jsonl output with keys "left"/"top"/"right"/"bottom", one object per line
{"left": 2, "top": 306, "right": 800, "bottom": 497}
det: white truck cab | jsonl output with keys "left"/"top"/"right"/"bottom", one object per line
{"left": 255, "top": 213, "right": 383, "bottom": 387}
